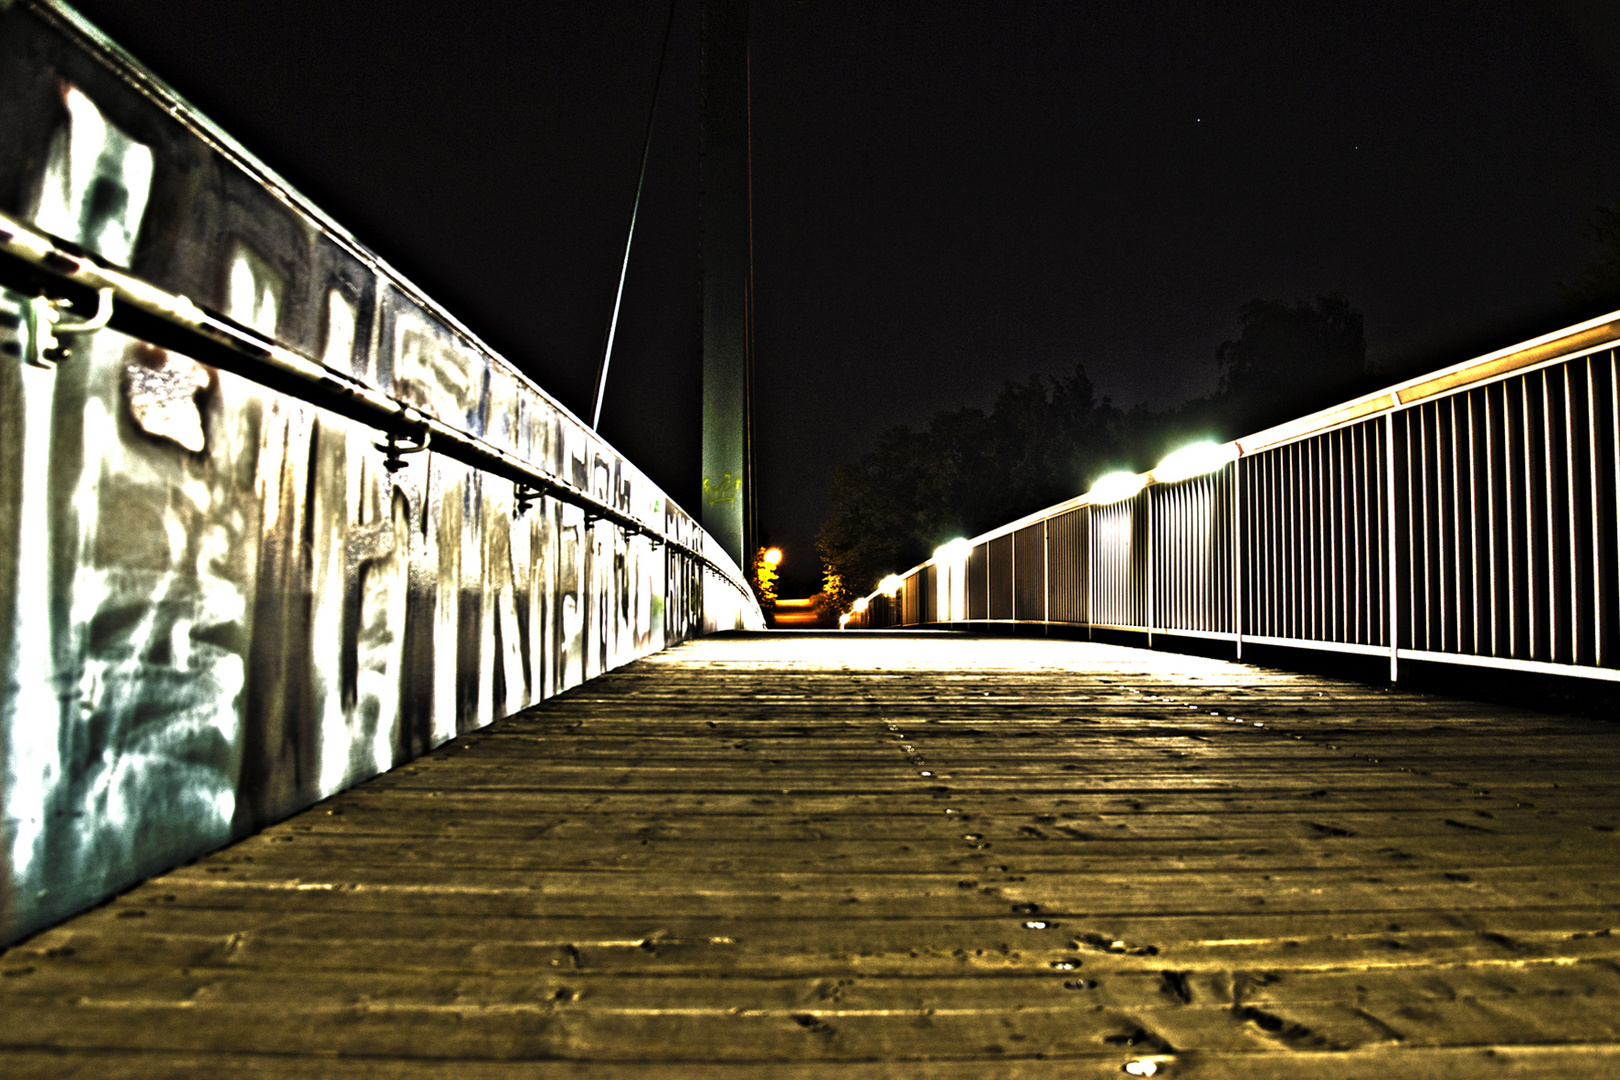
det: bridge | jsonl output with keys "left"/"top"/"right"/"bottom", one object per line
{"left": 4, "top": 1, "right": 1620, "bottom": 1075}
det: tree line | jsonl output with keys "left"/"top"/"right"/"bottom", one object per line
{"left": 813, "top": 198, "right": 1620, "bottom": 613}
{"left": 814, "top": 294, "right": 1377, "bottom": 612}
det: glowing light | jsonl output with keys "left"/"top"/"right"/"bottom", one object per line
{"left": 1087, "top": 471, "right": 1146, "bottom": 505}
{"left": 763, "top": 547, "right": 783, "bottom": 565}
{"left": 933, "top": 537, "right": 972, "bottom": 563}
{"left": 1152, "top": 440, "right": 1239, "bottom": 483}
{"left": 838, "top": 613, "right": 851, "bottom": 628}
{"left": 879, "top": 574, "right": 902, "bottom": 596}
{"left": 853, "top": 597, "right": 869, "bottom": 613}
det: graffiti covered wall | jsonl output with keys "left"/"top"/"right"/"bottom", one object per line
{"left": 0, "top": 1, "right": 760, "bottom": 944}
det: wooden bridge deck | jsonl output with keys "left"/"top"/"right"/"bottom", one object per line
{"left": 5, "top": 632, "right": 1620, "bottom": 1078}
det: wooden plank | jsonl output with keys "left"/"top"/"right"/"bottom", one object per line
{"left": 5, "top": 634, "right": 1620, "bottom": 1074}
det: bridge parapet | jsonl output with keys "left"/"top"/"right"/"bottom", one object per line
{"left": 849, "top": 308, "right": 1620, "bottom": 687}
{"left": 0, "top": 0, "right": 760, "bottom": 945}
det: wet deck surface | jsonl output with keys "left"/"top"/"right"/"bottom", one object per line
{"left": 6, "top": 632, "right": 1620, "bottom": 1078}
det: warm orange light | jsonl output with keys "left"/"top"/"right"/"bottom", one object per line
{"left": 763, "top": 547, "right": 783, "bottom": 565}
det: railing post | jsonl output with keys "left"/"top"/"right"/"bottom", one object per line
{"left": 1086, "top": 505, "right": 1094, "bottom": 640}
{"left": 1043, "top": 517, "right": 1050, "bottom": 634}
{"left": 1233, "top": 458, "right": 1244, "bottom": 662}
{"left": 1386, "top": 408, "right": 1401, "bottom": 682}
{"left": 1145, "top": 488, "right": 1154, "bottom": 648}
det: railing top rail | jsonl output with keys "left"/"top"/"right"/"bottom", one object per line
{"left": 854, "top": 305, "right": 1620, "bottom": 610}
{"left": 0, "top": 210, "right": 756, "bottom": 601}
{"left": 1238, "top": 308, "right": 1620, "bottom": 454}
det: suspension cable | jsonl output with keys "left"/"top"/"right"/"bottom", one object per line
{"left": 591, "top": 0, "right": 680, "bottom": 430}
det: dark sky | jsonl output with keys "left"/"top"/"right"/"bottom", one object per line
{"left": 65, "top": 0, "right": 1620, "bottom": 591}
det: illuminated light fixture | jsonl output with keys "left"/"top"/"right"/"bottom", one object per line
{"left": 933, "top": 537, "right": 972, "bottom": 562}
{"left": 1087, "top": 471, "right": 1146, "bottom": 505}
{"left": 1151, "top": 441, "right": 1239, "bottom": 484}
{"left": 853, "top": 596, "right": 869, "bottom": 613}
{"left": 763, "top": 547, "right": 783, "bottom": 565}
{"left": 838, "top": 613, "right": 851, "bottom": 628}
{"left": 879, "top": 574, "right": 902, "bottom": 595}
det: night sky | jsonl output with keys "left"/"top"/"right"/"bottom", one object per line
{"left": 64, "top": 0, "right": 1620, "bottom": 591}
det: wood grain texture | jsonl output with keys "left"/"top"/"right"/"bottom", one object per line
{"left": 4, "top": 631, "right": 1619, "bottom": 1078}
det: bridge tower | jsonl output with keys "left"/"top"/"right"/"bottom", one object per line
{"left": 700, "top": 0, "right": 753, "bottom": 567}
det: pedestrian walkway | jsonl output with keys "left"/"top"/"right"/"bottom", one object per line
{"left": 4, "top": 632, "right": 1620, "bottom": 1077}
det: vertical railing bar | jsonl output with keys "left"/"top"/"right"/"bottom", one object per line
{"left": 1543, "top": 370, "right": 1557, "bottom": 662}
{"left": 1334, "top": 427, "right": 1347, "bottom": 641}
{"left": 1566, "top": 362, "right": 1581, "bottom": 665}
{"left": 1612, "top": 351, "right": 1620, "bottom": 667}
{"left": 1234, "top": 459, "right": 1244, "bottom": 655}
{"left": 1270, "top": 448, "right": 1280, "bottom": 640}
{"left": 1371, "top": 420, "right": 1381, "bottom": 644}
{"left": 1348, "top": 425, "right": 1360, "bottom": 643}
{"left": 1323, "top": 432, "right": 1332, "bottom": 641}
{"left": 1302, "top": 439, "right": 1313, "bottom": 642}
{"left": 1321, "top": 432, "right": 1331, "bottom": 642}
{"left": 1009, "top": 524, "right": 1016, "bottom": 623}
{"left": 1386, "top": 410, "right": 1400, "bottom": 679}
{"left": 1173, "top": 484, "right": 1181, "bottom": 630}
{"left": 1516, "top": 372, "right": 1529, "bottom": 660}
{"left": 1362, "top": 422, "right": 1373, "bottom": 643}
{"left": 1449, "top": 394, "right": 1463, "bottom": 655}
{"left": 1467, "top": 390, "right": 1482, "bottom": 656}
{"left": 1258, "top": 452, "right": 1268, "bottom": 639}
{"left": 1145, "top": 490, "right": 1154, "bottom": 645}
{"left": 1367, "top": 421, "right": 1378, "bottom": 644}
{"left": 1485, "top": 382, "right": 1499, "bottom": 657}
{"left": 1272, "top": 447, "right": 1282, "bottom": 640}
{"left": 1410, "top": 408, "right": 1423, "bottom": 657}
{"left": 1458, "top": 395, "right": 1470, "bottom": 650}
{"left": 1418, "top": 405, "right": 1431, "bottom": 653}
{"left": 1587, "top": 355, "right": 1602, "bottom": 667}
{"left": 1043, "top": 515, "right": 1051, "bottom": 627}
{"left": 1302, "top": 437, "right": 1315, "bottom": 641}
{"left": 1280, "top": 445, "right": 1291, "bottom": 640}
{"left": 1336, "top": 429, "right": 1346, "bottom": 641}
{"left": 1290, "top": 442, "right": 1300, "bottom": 641}
{"left": 1323, "top": 433, "right": 1334, "bottom": 641}
{"left": 1611, "top": 350, "right": 1620, "bottom": 667}
{"left": 1509, "top": 375, "right": 1522, "bottom": 654}
{"left": 1086, "top": 504, "right": 1094, "bottom": 639}
{"left": 1232, "top": 460, "right": 1240, "bottom": 642}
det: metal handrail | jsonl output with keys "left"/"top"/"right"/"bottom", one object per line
{"left": 0, "top": 210, "right": 753, "bottom": 600}
{"left": 850, "top": 309, "right": 1620, "bottom": 684}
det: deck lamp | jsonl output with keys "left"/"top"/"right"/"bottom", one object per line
{"left": 1087, "top": 471, "right": 1146, "bottom": 505}
{"left": 1152, "top": 441, "right": 1238, "bottom": 484}
{"left": 879, "top": 574, "right": 902, "bottom": 596}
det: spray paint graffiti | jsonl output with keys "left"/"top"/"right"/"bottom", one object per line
{"left": 0, "top": 1, "right": 761, "bottom": 945}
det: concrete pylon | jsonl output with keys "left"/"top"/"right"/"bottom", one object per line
{"left": 700, "top": 0, "right": 752, "bottom": 568}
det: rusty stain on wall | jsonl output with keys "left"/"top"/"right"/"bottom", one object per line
{"left": 0, "top": 2, "right": 761, "bottom": 946}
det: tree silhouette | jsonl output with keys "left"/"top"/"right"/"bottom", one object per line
{"left": 815, "top": 296, "right": 1372, "bottom": 610}
{"left": 1215, "top": 294, "right": 1367, "bottom": 432}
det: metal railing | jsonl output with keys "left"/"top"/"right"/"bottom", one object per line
{"left": 0, "top": 211, "right": 750, "bottom": 588}
{"left": 847, "top": 310, "right": 1620, "bottom": 684}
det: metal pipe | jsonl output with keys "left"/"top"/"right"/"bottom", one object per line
{"left": 0, "top": 212, "right": 752, "bottom": 600}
